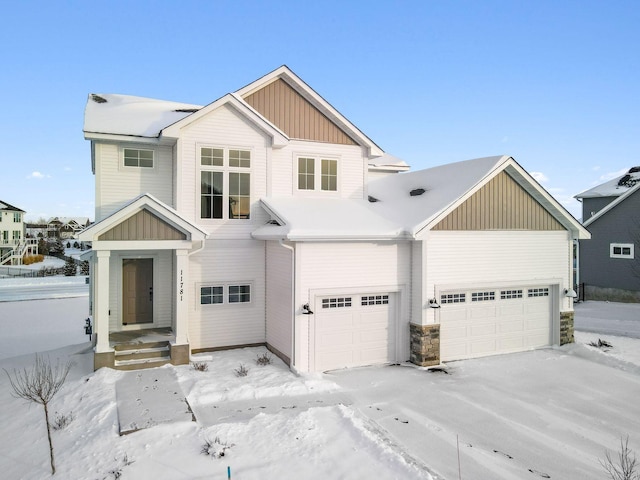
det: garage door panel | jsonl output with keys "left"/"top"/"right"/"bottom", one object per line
{"left": 441, "top": 285, "right": 552, "bottom": 362}
{"left": 315, "top": 293, "right": 396, "bottom": 371}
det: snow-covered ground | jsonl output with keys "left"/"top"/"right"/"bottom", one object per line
{"left": 1, "top": 288, "right": 639, "bottom": 479}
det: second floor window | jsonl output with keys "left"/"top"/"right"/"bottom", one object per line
{"left": 200, "top": 147, "right": 251, "bottom": 220}
{"left": 297, "top": 156, "right": 338, "bottom": 192}
{"left": 124, "top": 148, "right": 154, "bottom": 168}
{"left": 13, "top": 212, "right": 21, "bottom": 222}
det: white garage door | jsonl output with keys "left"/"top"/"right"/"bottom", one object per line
{"left": 440, "top": 286, "right": 552, "bottom": 361}
{"left": 314, "top": 293, "right": 396, "bottom": 371}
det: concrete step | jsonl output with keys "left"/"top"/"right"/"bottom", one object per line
{"left": 114, "top": 340, "right": 170, "bottom": 352}
{"left": 114, "top": 356, "right": 172, "bottom": 370}
{"left": 114, "top": 346, "right": 170, "bottom": 361}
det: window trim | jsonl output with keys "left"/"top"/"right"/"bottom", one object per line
{"left": 610, "top": 243, "right": 634, "bottom": 259}
{"left": 199, "top": 145, "right": 252, "bottom": 221}
{"left": 122, "top": 147, "right": 155, "bottom": 169}
{"left": 294, "top": 154, "right": 340, "bottom": 194}
{"left": 199, "top": 282, "right": 253, "bottom": 306}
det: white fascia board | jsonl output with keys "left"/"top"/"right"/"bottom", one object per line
{"left": 161, "top": 94, "right": 289, "bottom": 147}
{"left": 92, "top": 240, "right": 194, "bottom": 251}
{"left": 79, "top": 194, "right": 208, "bottom": 242}
{"left": 235, "top": 66, "right": 384, "bottom": 157}
{"left": 83, "top": 131, "right": 162, "bottom": 145}
{"left": 285, "top": 232, "right": 409, "bottom": 242}
{"left": 583, "top": 182, "right": 640, "bottom": 227}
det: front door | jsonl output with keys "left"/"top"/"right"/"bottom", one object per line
{"left": 122, "top": 258, "right": 153, "bottom": 325}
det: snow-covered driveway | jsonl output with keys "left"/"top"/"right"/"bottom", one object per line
{"left": 575, "top": 300, "right": 640, "bottom": 338}
{"left": 329, "top": 346, "right": 640, "bottom": 480}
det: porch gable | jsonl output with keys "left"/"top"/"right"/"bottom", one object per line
{"left": 99, "top": 208, "right": 187, "bottom": 241}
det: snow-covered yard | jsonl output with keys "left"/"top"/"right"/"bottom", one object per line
{"left": 1, "top": 293, "right": 639, "bottom": 479}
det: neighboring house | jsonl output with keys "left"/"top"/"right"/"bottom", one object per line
{"left": 79, "top": 66, "right": 589, "bottom": 372}
{"left": 575, "top": 167, "right": 640, "bottom": 301}
{"left": 46, "top": 217, "right": 91, "bottom": 239}
{"left": 0, "top": 201, "right": 37, "bottom": 265}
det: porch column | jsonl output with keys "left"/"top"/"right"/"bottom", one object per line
{"left": 95, "top": 250, "right": 111, "bottom": 353}
{"left": 171, "top": 249, "right": 190, "bottom": 365}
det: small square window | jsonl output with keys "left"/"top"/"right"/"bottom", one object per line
{"left": 229, "top": 149, "right": 251, "bottom": 168}
{"left": 501, "top": 289, "right": 523, "bottom": 300}
{"left": 441, "top": 293, "right": 466, "bottom": 304}
{"left": 200, "top": 286, "right": 223, "bottom": 304}
{"left": 527, "top": 288, "right": 549, "bottom": 297}
{"left": 201, "top": 147, "right": 224, "bottom": 166}
{"left": 471, "top": 291, "right": 495, "bottom": 302}
{"left": 298, "top": 157, "right": 315, "bottom": 190}
{"left": 124, "top": 148, "right": 154, "bottom": 168}
{"left": 322, "top": 297, "right": 352, "bottom": 308}
{"left": 229, "top": 285, "right": 251, "bottom": 303}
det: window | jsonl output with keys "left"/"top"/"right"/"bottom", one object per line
{"left": 501, "top": 289, "right": 523, "bottom": 300}
{"left": 322, "top": 297, "right": 352, "bottom": 308}
{"left": 361, "top": 295, "right": 389, "bottom": 306}
{"left": 528, "top": 288, "right": 549, "bottom": 297}
{"left": 229, "top": 285, "right": 251, "bottom": 303}
{"left": 297, "top": 156, "right": 338, "bottom": 192}
{"left": 200, "top": 284, "right": 251, "bottom": 305}
{"left": 200, "top": 286, "right": 223, "bottom": 304}
{"left": 441, "top": 293, "right": 466, "bottom": 304}
{"left": 124, "top": 148, "right": 154, "bottom": 168}
{"left": 13, "top": 212, "right": 21, "bottom": 222}
{"left": 472, "top": 291, "right": 495, "bottom": 302}
{"left": 200, "top": 147, "right": 251, "bottom": 220}
{"left": 610, "top": 243, "right": 634, "bottom": 259}
{"left": 12, "top": 230, "right": 21, "bottom": 241}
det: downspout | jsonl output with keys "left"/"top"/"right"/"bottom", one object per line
{"left": 279, "top": 239, "right": 296, "bottom": 369}
{"left": 187, "top": 239, "right": 206, "bottom": 257}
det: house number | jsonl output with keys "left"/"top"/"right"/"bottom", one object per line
{"left": 179, "top": 270, "right": 184, "bottom": 301}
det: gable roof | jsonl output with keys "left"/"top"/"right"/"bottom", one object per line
{"left": 582, "top": 181, "right": 640, "bottom": 227}
{"left": 0, "top": 200, "right": 25, "bottom": 213}
{"left": 575, "top": 167, "right": 640, "bottom": 199}
{"left": 254, "top": 156, "right": 590, "bottom": 241}
{"left": 78, "top": 193, "right": 208, "bottom": 243}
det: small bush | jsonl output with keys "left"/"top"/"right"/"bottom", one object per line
{"left": 600, "top": 436, "right": 639, "bottom": 480}
{"left": 63, "top": 257, "right": 77, "bottom": 276}
{"left": 201, "top": 436, "right": 234, "bottom": 459}
{"left": 51, "top": 411, "right": 74, "bottom": 431}
{"left": 191, "top": 361, "right": 209, "bottom": 372}
{"left": 73, "top": 241, "right": 79, "bottom": 249}
{"left": 80, "top": 260, "right": 90, "bottom": 276}
{"left": 108, "top": 454, "right": 134, "bottom": 479}
{"left": 234, "top": 364, "right": 249, "bottom": 377}
{"left": 23, "top": 254, "right": 44, "bottom": 265}
{"left": 255, "top": 352, "right": 273, "bottom": 366}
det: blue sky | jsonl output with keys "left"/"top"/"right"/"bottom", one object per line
{"left": 1, "top": 0, "right": 638, "bottom": 221}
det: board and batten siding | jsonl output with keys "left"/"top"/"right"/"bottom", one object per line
{"left": 270, "top": 140, "right": 367, "bottom": 199}
{"left": 294, "top": 241, "right": 412, "bottom": 371}
{"left": 107, "top": 250, "right": 173, "bottom": 331}
{"left": 177, "top": 105, "right": 270, "bottom": 239}
{"left": 98, "top": 209, "right": 186, "bottom": 241}
{"left": 243, "top": 78, "right": 357, "bottom": 145}
{"left": 433, "top": 171, "right": 564, "bottom": 231}
{"left": 95, "top": 143, "right": 174, "bottom": 222}
{"left": 420, "top": 230, "right": 571, "bottom": 324}
{"left": 265, "top": 241, "right": 293, "bottom": 362}
{"left": 187, "top": 239, "right": 266, "bottom": 351}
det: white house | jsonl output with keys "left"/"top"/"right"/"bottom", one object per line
{"left": 79, "top": 66, "right": 589, "bottom": 371}
{"left": 0, "top": 200, "right": 37, "bottom": 265}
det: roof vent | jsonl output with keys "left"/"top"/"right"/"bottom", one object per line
{"left": 368, "top": 195, "right": 379, "bottom": 203}
{"left": 91, "top": 94, "right": 107, "bottom": 104}
{"left": 628, "top": 166, "right": 640, "bottom": 173}
{"left": 618, "top": 174, "right": 640, "bottom": 188}
{"left": 174, "top": 108, "right": 200, "bottom": 113}
{"left": 267, "top": 219, "right": 281, "bottom": 226}
{"left": 409, "top": 188, "right": 426, "bottom": 197}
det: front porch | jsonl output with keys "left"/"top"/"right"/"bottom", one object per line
{"left": 94, "top": 327, "right": 190, "bottom": 370}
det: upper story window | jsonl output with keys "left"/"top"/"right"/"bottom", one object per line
{"left": 297, "top": 156, "right": 338, "bottom": 192}
{"left": 123, "top": 148, "right": 154, "bottom": 168}
{"left": 610, "top": 243, "right": 634, "bottom": 259}
{"left": 13, "top": 212, "right": 21, "bottom": 222}
{"left": 200, "top": 147, "right": 251, "bottom": 220}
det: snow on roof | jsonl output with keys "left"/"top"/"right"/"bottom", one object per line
{"left": 253, "top": 156, "right": 509, "bottom": 240}
{"left": 575, "top": 167, "right": 640, "bottom": 199}
{"left": 368, "top": 155, "right": 506, "bottom": 235}
{"left": 368, "top": 153, "right": 410, "bottom": 171}
{"left": 253, "top": 197, "right": 406, "bottom": 241}
{"left": 0, "top": 200, "right": 25, "bottom": 212}
{"left": 83, "top": 93, "right": 203, "bottom": 138}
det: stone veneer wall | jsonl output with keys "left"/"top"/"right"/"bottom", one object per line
{"left": 410, "top": 323, "right": 440, "bottom": 366}
{"left": 560, "top": 311, "right": 575, "bottom": 345}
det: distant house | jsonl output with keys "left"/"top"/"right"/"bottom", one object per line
{"left": 0, "top": 200, "right": 37, "bottom": 265}
{"left": 575, "top": 167, "right": 640, "bottom": 301}
{"left": 79, "top": 65, "right": 589, "bottom": 372}
{"left": 47, "top": 217, "right": 91, "bottom": 239}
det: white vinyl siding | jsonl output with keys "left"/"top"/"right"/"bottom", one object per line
{"left": 178, "top": 105, "right": 269, "bottom": 238}
{"left": 422, "top": 231, "right": 569, "bottom": 325}
{"left": 95, "top": 143, "right": 174, "bottom": 221}
{"left": 188, "top": 239, "right": 266, "bottom": 350}
{"left": 266, "top": 241, "right": 293, "bottom": 361}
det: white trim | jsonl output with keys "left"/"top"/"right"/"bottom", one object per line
{"left": 196, "top": 281, "right": 254, "bottom": 308}
{"left": 121, "top": 146, "right": 156, "bottom": 171}
{"left": 610, "top": 243, "right": 634, "bottom": 259}
{"left": 584, "top": 183, "right": 640, "bottom": 227}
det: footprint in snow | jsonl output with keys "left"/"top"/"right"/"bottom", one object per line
{"left": 493, "top": 449, "right": 513, "bottom": 459}
{"left": 528, "top": 469, "right": 551, "bottom": 478}
{"left": 394, "top": 417, "right": 409, "bottom": 424}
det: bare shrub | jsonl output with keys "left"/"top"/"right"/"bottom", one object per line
{"left": 601, "top": 436, "right": 639, "bottom": 480}
{"left": 234, "top": 363, "right": 249, "bottom": 377}
{"left": 4, "top": 355, "right": 73, "bottom": 474}
{"left": 255, "top": 352, "right": 273, "bottom": 366}
{"left": 107, "top": 454, "right": 134, "bottom": 479}
{"left": 191, "top": 361, "right": 209, "bottom": 372}
{"left": 51, "top": 411, "right": 75, "bottom": 431}
{"left": 588, "top": 338, "right": 613, "bottom": 349}
{"left": 201, "top": 436, "right": 234, "bottom": 458}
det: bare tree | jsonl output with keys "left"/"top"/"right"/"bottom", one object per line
{"left": 601, "top": 436, "right": 639, "bottom": 480}
{"left": 4, "top": 355, "right": 73, "bottom": 475}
